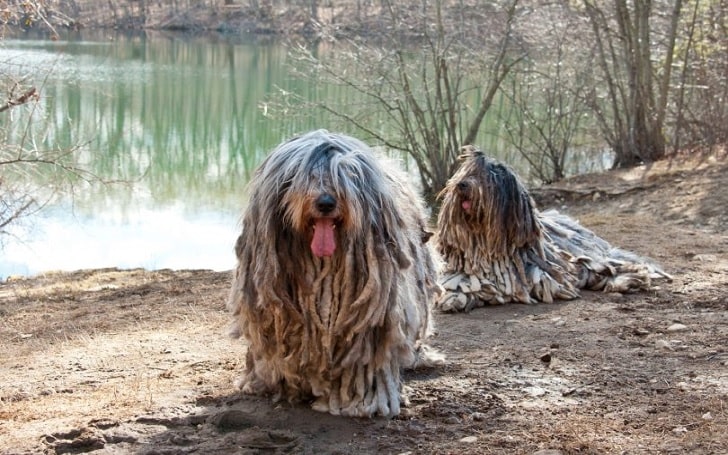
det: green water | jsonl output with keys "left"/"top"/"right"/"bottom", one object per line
{"left": 4, "top": 30, "right": 330, "bottom": 211}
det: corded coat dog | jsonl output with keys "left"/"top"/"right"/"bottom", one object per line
{"left": 227, "top": 130, "right": 443, "bottom": 417}
{"left": 435, "top": 145, "right": 671, "bottom": 312}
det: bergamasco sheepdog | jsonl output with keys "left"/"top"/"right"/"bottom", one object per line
{"left": 435, "top": 145, "right": 671, "bottom": 312}
{"left": 227, "top": 129, "right": 443, "bottom": 417}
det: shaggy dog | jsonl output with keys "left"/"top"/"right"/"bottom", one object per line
{"left": 435, "top": 145, "right": 671, "bottom": 312}
{"left": 227, "top": 130, "right": 443, "bottom": 417}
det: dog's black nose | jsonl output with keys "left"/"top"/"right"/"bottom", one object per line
{"left": 456, "top": 181, "right": 469, "bottom": 191}
{"left": 315, "top": 193, "right": 337, "bottom": 214}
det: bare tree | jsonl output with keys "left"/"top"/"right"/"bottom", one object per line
{"left": 0, "top": 142, "right": 94, "bottom": 241}
{"left": 1, "top": 1, "right": 108, "bottom": 243}
{"left": 582, "top": 0, "right": 683, "bottom": 168}
{"left": 672, "top": 0, "right": 728, "bottom": 150}
{"left": 501, "top": 69, "right": 591, "bottom": 184}
{"left": 275, "top": 0, "right": 525, "bottom": 204}
{"left": 499, "top": 4, "right": 593, "bottom": 184}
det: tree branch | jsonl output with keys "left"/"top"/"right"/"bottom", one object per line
{"left": 0, "top": 87, "right": 38, "bottom": 114}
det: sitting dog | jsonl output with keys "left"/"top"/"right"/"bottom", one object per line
{"left": 435, "top": 145, "right": 671, "bottom": 312}
{"left": 227, "top": 130, "right": 443, "bottom": 417}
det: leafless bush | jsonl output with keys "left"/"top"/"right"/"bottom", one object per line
{"left": 0, "top": 1, "right": 104, "bottom": 244}
{"left": 272, "top": 0, "right": 526, "bottom": 204}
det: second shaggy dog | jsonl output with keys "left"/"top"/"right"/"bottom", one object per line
{"left": 435, "top": 145, "right": 671, "bottom": 312}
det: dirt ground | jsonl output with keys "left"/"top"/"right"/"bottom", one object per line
{"left": 1, "top": 150, "right": 726, "bottom": 454}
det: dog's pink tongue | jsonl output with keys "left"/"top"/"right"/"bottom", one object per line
{"left": 462, "top": 200, "right": 472, "bottom": 211}
{"left": 311, "top": 219, "right": 336, "bottom": 257}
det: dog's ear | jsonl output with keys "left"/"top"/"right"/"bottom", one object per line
{"left": 234, "top": 234, "right": 245, "bottom": 259}
{"left": 496, "top": 165, "right": 540, "bottom": 248}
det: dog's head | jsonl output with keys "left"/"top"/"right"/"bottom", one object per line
{"left": 437, "top": 145, "right": 540, "bottom": 255}
{"left": 245, "top": 130, "right": 408, "bottom": 260}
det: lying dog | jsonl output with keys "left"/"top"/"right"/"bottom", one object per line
{"left": 435, "top": 145, "right": 671, "bottom": 312}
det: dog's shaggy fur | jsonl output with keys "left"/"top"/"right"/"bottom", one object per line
{"left": 434, "top": 145, "right": 671, "bottom": 312}
{"left": 227, "top": 130, "right": 443, "bottom": 417}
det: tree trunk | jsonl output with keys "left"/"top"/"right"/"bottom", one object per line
{"left": 585, "top": 0, "right": 675, "bottom": 168}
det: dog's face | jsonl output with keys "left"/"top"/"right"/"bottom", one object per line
{"left": 439, "top": 145, "right": 512, "bottom": 223}
{"left": 252, "top": 136, "right": 392, "bottom": 260}
{"left": 438, "top": 145, "right": 540, "bottom": 253}
{"left": 454, "top": 146, "right": 489, "bottom": 213}
{"left": 282, "top": 144, "right": 355, "bottom": 258}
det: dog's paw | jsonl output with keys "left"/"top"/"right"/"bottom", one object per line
{"left": 434, "top": 290, "right": 468, "bottom": 312}
{"left": 235, "top": 373, "right": 270, "bottom": 396}
{"left": 411, "top": 344, "right": 446, "bottom": 368}
{"left": 312, "top": 397, "right": 336, "bottom": 415}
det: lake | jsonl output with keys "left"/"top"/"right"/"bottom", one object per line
{"left": 0, "top": 30, "right": 609, "bottom": 279}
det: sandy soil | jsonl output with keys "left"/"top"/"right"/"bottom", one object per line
{"left": 1, "top": 150, "right": 726, "bottom": 454}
